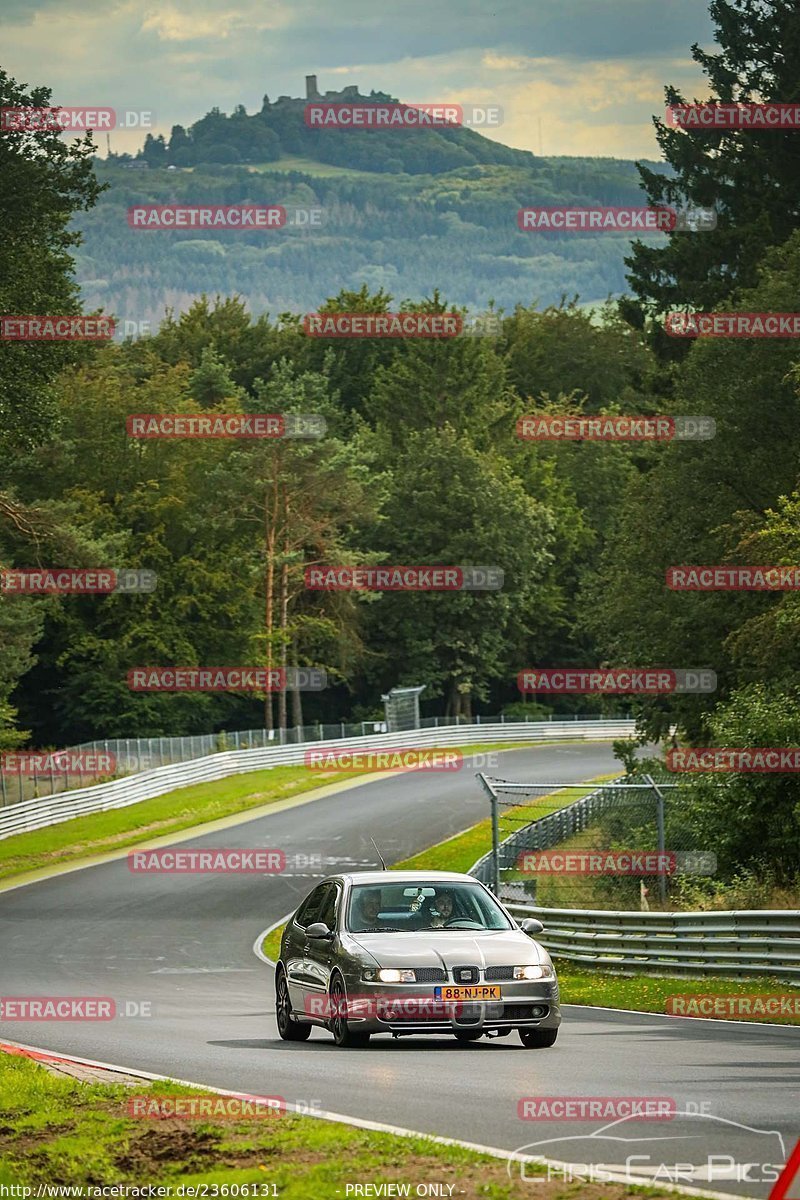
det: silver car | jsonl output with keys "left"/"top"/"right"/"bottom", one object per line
{"left": 276, "top": 870, "right": 561, "bottom": 1048}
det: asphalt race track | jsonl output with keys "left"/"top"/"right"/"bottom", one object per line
{"left": 1, "top": 743, "right": 798, "bottom": 1199}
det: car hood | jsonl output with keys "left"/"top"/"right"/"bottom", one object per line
{"left": 347, "top": 928, "right": 547, "bottom": 968}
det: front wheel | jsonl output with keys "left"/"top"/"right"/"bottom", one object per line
{"left": 329, "top": 975, "right": 371, "bottom": 1047}
{"left": 276, "top": 968, "right": 311, "bottom": 1041}
{"left": 519, "top": 1027, "right": 558, "bottom": 1048}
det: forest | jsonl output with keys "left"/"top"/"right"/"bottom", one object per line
{"left": 3, "top": 0, "right": 800, "bottom": 881}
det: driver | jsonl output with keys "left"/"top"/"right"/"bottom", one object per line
{"left": 352, "top": 888, "right": 383, "bottom": 930}
{"left": 429, "top": 890, "right": 456, "bottom": 928}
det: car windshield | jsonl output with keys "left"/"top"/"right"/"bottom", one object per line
{"left": 346, "top": 881, "right": 514, "bottom": 933}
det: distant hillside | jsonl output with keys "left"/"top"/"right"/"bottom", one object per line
{"left": 131, "top": 76, "right": 538, "bottom": 176}
{"left": 74, "top": 81, "right": 667, "bottom": 327}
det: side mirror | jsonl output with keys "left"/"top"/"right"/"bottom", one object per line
{"left": 306, "top": 921, "right": 334, "bottom": 940}
{"left": 520, "top": 917, "right": 544, "bottom": 935}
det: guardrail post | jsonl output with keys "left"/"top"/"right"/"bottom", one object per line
{"left": 645, "top": 773, "right": 668, "bottom": 907}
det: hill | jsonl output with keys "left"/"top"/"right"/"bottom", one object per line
{"left": 74, "top": 80, "right": 667, "bottom": 326}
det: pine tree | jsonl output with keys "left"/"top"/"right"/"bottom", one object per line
{"left": 623, "top": 0, "right": 800, "bottom": 333}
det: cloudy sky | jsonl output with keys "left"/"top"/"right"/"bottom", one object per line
{"left": 4, "top": 0, "right": 716, "bottom": 158}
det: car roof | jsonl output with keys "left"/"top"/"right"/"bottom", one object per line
{"left": 336, "top": 870, "right": 480, "bottom": 885}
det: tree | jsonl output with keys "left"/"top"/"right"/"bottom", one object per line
{"left": 675, "top": 683, "right": 800, "bottom": 882}
{"left": 624, "top": 0, "right": 800, "bottom": 327}
{"left": 586, "top": 231, "right": 800, "bottom": 740}
{"left": 0, "top": 67, "right": 104, "bottom": 455}
{"left": 359, "top": 426, "right": 555, "bottom": 717}
{"left": 141, "top": 133, "right": 167, "bottom": 166}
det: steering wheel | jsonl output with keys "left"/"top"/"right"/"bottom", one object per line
{"left": 443, "top": 919, "right": 483, "bottom": 929}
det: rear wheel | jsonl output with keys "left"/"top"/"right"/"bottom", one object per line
{"left": 330, "top": 975, "right": 371, "bottom": 1048}
{"left": 454, "top": 1030, "right": 482, "bottom": 1043}
{"left": 276, "top": 968, "right": 311, "bottom": 1041}
{"left": 519, "top": 1027, "right": 558, "bottom": 1048}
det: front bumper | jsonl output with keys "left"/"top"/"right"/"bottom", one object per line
{"left": 337, "top": 977, "right": 561, "bottom": 1035}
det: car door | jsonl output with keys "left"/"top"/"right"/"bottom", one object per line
{"left": 302, "top": 881, "right": 341, "bottom": 1001}
{"left": 284, "top": 885, "right": 327, "bottom": 1012}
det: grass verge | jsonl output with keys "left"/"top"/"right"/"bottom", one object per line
{"left": 0, "top": 1051, "right": 700, "bottom": 1199}
{"left": 0, "top": 741, "right": 545, "bottom": 884}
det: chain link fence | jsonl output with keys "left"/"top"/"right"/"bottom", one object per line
{"left": 473, "top": 767, "right": 716, "bottom": 911}
{"left": 0, "top": 711, "right": 614, "bottom": 807}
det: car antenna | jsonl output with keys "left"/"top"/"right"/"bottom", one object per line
{"left": 370, "top": 837, "right": 388, "bottom": 870}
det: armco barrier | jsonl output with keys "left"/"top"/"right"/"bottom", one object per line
{"left": 502, "top": 902, "right": 800, "bottom": 982}
{"left": 0, "top": 719, "right": 634, "bottom": 840}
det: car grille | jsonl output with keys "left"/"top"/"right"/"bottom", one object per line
{"left": 413, "top": 967, "right": 447, "bottom": 983}
{"left": 484, "top": 965, "right": 514, "bottom": 982}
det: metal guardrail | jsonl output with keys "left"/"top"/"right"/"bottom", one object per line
{"left": 0, "top": 718, "right": 635, "bottom": 840}
{"left": 469, "top": 776, "right": 800, "bottom": 981}
{"left": 0, "top": 711, "right": 627, "bottom": 806}
{"left": 503, "top": 902, "right": 800, "bottom": 982}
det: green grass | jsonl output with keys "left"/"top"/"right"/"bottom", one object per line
{"left": 0, "top": 765, "right": 333, "bottom": 883}
{"left": 0, "top": 739, "right": 551, "bottom": 884}
{"left": 0, "top": 1052, "right": 704, "bottom": 1198}
{"left": 555, "top": 966, "right": 800, "bottom": 1024}
{"left": 248, "top": 155, "right": 380, "bottom": 177}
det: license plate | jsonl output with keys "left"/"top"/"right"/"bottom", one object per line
{"left": 433, "top": 985, "right": 501, "bottom": 1001}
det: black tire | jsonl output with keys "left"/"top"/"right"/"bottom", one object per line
{"left": 519, "top": 1027, "right": 558, "bottom": 1048}
{"left": 454, "top": 1030, "right": 482, "bottom": 1043}
{"left": 276, "top": 967, "right": 311, "bottom": 1041}
{"left": 329, "top": 975, "right": 371, "bottom": 1047}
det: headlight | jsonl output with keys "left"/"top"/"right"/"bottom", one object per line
{"left": 513, "top": 963, "right": 555, "bottom": 980}
{"left": 374, "top": 968, "right": 416, "bottom": 983}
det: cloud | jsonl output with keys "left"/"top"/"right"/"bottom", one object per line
{"left": 140, "top": 1, "right": 290, "bottom": 42}
{"left": 1, "top": 0, "right": 716, "bottom": 157}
